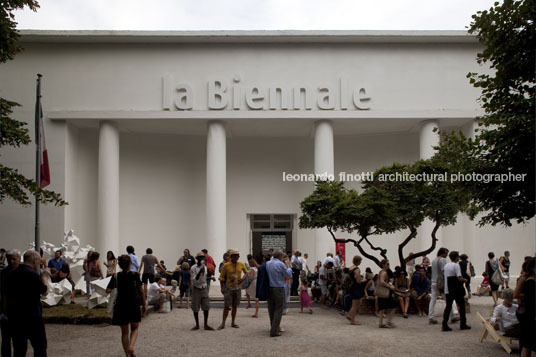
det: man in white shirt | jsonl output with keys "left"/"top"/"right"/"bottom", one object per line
{"left": 491, "top": 288, "right": 519, "bottom": 337}
{"left": 147, "top": 277, "right": 170, "bottom": 312}
{"left": 428, "top": 247, "right": 458, "bottom": 324}
{"left": 442, "top": 251, "right": 470, "bottom": 331}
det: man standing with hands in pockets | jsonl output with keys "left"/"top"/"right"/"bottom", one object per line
{"left": 266, "top": 249, "right": 292, "bottom": 337}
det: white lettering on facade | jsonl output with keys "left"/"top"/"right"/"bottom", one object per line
{"left": 164, "top": 75, "right": 371, "bottom": 111}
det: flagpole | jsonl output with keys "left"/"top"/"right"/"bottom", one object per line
{"left": 35, "top": 74, "right": 42, "bottom": 252}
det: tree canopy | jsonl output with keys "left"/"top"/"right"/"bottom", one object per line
{"left": 299, "top": 159, "right": 470, "bottom": 269}
{"left": 0, "top": 0, "right": 66, "bottom": 206}
{"left": 436, "top": 0, "right": 535, "bottom": 226}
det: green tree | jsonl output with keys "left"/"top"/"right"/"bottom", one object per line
{"left": 437, "top": 0, "right": 535, "bottom": 226}
{"left": 299, "top": 160, "right": 470, "bottom": 269}
{"left": 1, "top": 0, "right": 66, "bottom": 206}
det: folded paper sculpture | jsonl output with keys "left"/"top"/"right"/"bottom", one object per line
{"left": 36, "top": 230, "right": 112, "bottom": 309}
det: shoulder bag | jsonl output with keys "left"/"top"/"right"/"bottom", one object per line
{"left": 374, "top": 275, "right": 390, "bottom": 298}
{"left": 491, "top": 268, "right": 504, "bottom": 286}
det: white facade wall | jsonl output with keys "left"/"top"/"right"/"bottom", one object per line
{"left": 0, "top": 31, "right": 533, "bottom": 276}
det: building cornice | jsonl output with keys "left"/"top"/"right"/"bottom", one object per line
{"left": 18, "top": 30, "right": 477, "bottom": 44}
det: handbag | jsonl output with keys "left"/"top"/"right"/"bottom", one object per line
{"left": 468, "top": 262, "right": 476, "bottom": 277}
{"left": 374, "top": 281, "right": 390, "bottom": 298}
{"left": 107, "top": 273, "right": 118, "bottom": 314}
{"left": 491, "top": 268, "right": 504, "bottom": 286}
{"left": 436, "top": 272, "right": 445, "bottom": 293}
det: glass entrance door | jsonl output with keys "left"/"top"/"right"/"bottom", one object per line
{"left": 250, "top": 214, "right": 293, "bottom": 262}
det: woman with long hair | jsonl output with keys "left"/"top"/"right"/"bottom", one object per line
{"left": 106, "top": 255, "right": 146, "bottom": 357}
{"left": 394, "top": 269, "right": 410, "bottom": 318}
{"left": 104, "top": 251, "right": 117, "bottom": 277}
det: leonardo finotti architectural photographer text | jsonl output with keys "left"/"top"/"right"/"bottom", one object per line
{"left": 282, "top": 171, "right": 527, "bottom": 183}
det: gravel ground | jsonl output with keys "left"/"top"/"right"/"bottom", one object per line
{"left": 38, "top": 294, "right": 513, "bottom": 356}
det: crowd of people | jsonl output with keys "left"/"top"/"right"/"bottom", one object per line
{"left": 0, "top": 244, "right": 534, "bottom": 356}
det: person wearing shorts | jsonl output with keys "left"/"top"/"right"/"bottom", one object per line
{"left": 318, "top": 261, "right": 333, "bottom": 309}
{"left": 190, "top": 252, "right": 213, "bottom": 330}
{"left": 218, "top": 249, "right": 248, "bottom": 330}
{"left": 139, "top": 248, "right": 166, "bottom": 299}
{"left": 178, "top": 262, "right": 191, "bottom": 309}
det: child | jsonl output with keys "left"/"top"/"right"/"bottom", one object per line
{"left": 475, "top": 272, "right": 491, "bottom": 296}
{"left": 178, "top": 262, "right": 191, "bottom": 308}
{"left": 299, "top": 276, "right": 313, "bottom": 314}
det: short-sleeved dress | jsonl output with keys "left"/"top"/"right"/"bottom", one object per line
{"left": 107, "top": 271, "right": 142, "bottom": 326}
{"left": 246, "top": 267, "right": 258, "bottom": 298}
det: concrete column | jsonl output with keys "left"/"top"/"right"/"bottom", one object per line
{"left": 98, "top": 121, "right": 120, "bottom": 256}
{"left": 206, "top": 121, "right": 227, "bottom": 266}
{"left": 314, "top": 120, "right": 335, "bottom": 263}
{"left": 419, "top": 120, "right": 440, "bottom": 252}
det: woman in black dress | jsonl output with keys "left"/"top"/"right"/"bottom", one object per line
{"left": 106, "top": 255, "right": 146, "bottom": 357}
{"left": 347, "top": 255, "right": 366, "bottom": 325}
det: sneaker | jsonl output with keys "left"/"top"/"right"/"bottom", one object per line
{"left": 442, "top": 325, "right": 452, "bottom": 332}
{"left": 429, "top": 318, "right": 438, "bottom": 325}
{"left": 460, "top": 324, "right": 471, "bottom": 330}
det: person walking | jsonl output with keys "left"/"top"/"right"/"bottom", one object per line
{"left": 428, "top": 248, "right": 458, "bottom": 324}
{"left": 139, "top": 248, "right": 166, "bottom": 299}
{"left": 217, "top": 249, "right": 248, "bottom": 330}
{"left": 266, "top": 250, "right": 292, "bottom": 337}
{"left": 485, "top": 252, "right": 500, "bottom": 306}
{"left": 347, "top": 255, "right": 366, "bottom": 325}
{"left": 442, "top": 251, "right": 471, "bottom": 331}
{"left": 106, "top": 255, "right": 146, "bottom": 357}
{"left": 6, "top": 250, "right": 48, "bottom": 357}
{"left": 190, "top": 252, "right": 213, "bottom": 330}
{"left": 1, "top": 249, "right": 20, "bottom": 357}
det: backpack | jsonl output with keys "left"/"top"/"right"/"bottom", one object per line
{"left": 256, "top": 262, "right": 270, "bottom": 301}
{"left": 206, "top": 262, "right": 216, "bottom": 276}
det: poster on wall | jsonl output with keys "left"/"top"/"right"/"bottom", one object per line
{"left": 261, "top": 232, "right": 287, "bottom": 252}
{"left": 336, "top": 239, "right": 346, "bottom": 264}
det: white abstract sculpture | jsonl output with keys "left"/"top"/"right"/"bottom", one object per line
{"left": 36, "top": 229, "right": 112, "bottom": 308}
{"left": 87, "top": 277, "right": 112, "bottom": 309}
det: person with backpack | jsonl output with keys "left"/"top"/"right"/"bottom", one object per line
{"left": 201, "top": 249, "right": 216, "bottom": 293}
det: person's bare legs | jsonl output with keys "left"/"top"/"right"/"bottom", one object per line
{"left": 246, "top": 293, "right": 251, "bottom": 308}
{"left": 387, "top": 308, "right": 395, "bottom": 325}
{"left": 348, "top": 299, "right": 361, "bottom": 325}
{"left": 186, "top": 296, "right": 190, "bottom": 309}
{"left": 378, "top": 309, "right": 384, "bottom": 327}
{"left": 252, "top": 299, "right": 259, "bottom": 317}
{"left": 203, "top": 310, "right": 214, "bottom": 330}
{"left": 492, "top": 290, "right": 498, "bottom": 306}
{"left": 398, "top": 297, "right": 404, "bottom": 315}
{"left": 120, "top": 325, "right": 130, "bottom": 357}
{"left": 231, "top": 306, "right": 239, "bottom": 327}
{"left": 404, "top": 297, "right": 409, "bottom": 317}
{"left": 218, "top": 307, "right": 229, "bottom": 329}
{"left": 375, "top": 296, "right": 380, "bottom": 317}
{"left": 178, "top": 296, "right": 183, "bottom": 308}
{"left": 128, "top": 322, "right": 139, "bottom": 356}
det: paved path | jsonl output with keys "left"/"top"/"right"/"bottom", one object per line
{"left": 41, "top": 295, "right": 511, "bottom": 356}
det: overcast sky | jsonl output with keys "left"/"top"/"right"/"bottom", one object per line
{"left": 14, "top": 0, "right": 500, "bottom": 31}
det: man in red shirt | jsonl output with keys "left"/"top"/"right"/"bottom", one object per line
{"left": 201, "top": 249, "right": 216, "bottom": 293}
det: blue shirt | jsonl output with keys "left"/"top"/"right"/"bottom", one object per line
{"left": 47, "top": 257, "right": 64, "bottom": 273}
{"left": 266, "top": 259, "right": 292, "bottom": 288}
{"left": 410, "top": 272, "right": 431, "bottom": 295}
{"left": 128, "top": 254, "right": 140, "bottom": 273}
